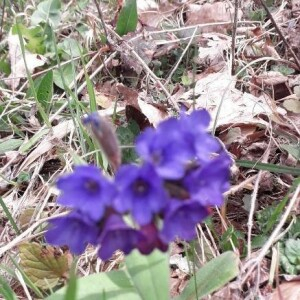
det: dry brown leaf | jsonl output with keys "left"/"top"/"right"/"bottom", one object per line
{"left": 185, "top": 2, "right": 242, "bottom": 34}
{"left": 92, "top": 81, "right": 118, "bottom": 109}
{"left": 271, "top": 281, "right": 300, "bottom": 300}
{"left": 255, "top": 71, "right": 287, "bottom": 86}
{"left": 138, "top": 92, "right": 168, "bottom": 127}
{"left": 138, "top": 0, "right": 178, "bottom": 28}
{"left": 120, "top": 34, "right": 157, "bottom": 74}
{"left": 180, "top": 69, "right": 273, "bottom": 129}
{"left": 116, "top": 83, "right": 139, "bottom": 109}
{"left": 283, "top": 98, "right": 300, "bottom": 113}
{"left": 195, "top": 34, "right": 231, "bottom": 67}
{"left": 6, "top": 34, "right": 46, "bottom": 90}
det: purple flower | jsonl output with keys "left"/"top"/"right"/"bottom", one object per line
{"left": 184, "top": 152, "right": 231, "bottom": 206}
{"left": 178, "top": 110, "right": 222, "bottom": 164}
{"left": 160, "top": 200, "right": 209, "bottom": 242}
{"left": 114, "top": 163, "right": 167, "bottom": 225}
{"left": 56, "top": 165, "right": 115, "bottom": 221}
{"left": 179, "top": 109, "right": 211, "bottom": 132}
{"left": 137, "top": 223, "right": 168, "bottom": 255}
{"left": 98, "top": 214, "right": 144, "bottom": 260}
{"left": 45, "top": 211, "right": 99, "bottom": 255}
{"left": 135, "top": 118, "right": 195, "bottom": 179}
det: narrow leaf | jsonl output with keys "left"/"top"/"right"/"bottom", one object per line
{"left": 116, "top": 0, "right": 138, "bottom": 36}
{"left": 125, "top": 250, "right": 169, "bottom": 300}
{"left": 36, "top": 70, "right": 53, "bottom": 113}
{"left": 177, "top": 251, "right": 239, "bottom": 300}
{"left": 46, "top": 270, "right": 141, "bottom": 300}
{"left": 0, "top": 139, "right": 23, "bottom": 155}
{"left": 235, "top": 160, "right": 300, "bottom": 176}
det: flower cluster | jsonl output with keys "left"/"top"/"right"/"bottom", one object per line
{"left": 46, "top": 110, "right": 231, "bottom": 260}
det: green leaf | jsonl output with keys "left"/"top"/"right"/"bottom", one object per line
{"left": 46, "top": 270, "right": 141, "bottom": 300}
{"left": 177, "top": 251, "right": 239, "bottom": 300}
{"left": 125, "top": 250, "right": 169, "bottom": 300}
{"left": 0, "top": 59, "right": 11, "bottom": 75}
{"left": 31, "top": 0, "right": 61, "bottom": 28}
{"left": 11, "top": 24, "right": 46, "bottom": 54}
{"left": 58, "top": 38, "right": 83, "bottom": 59}
{"left": 279, "top": 241, "right": 300, "bottom": 275}
{"left": 0, "top": 139, "right": 23, "bottom": 155}
{"left": 116, "top": 120, "right": 139, "bottom": 163}
{"left": 19, "top": 242, "right": 71, "bottom": 290}
{"left": 36, "top": 70, "right": 53, "bottom": 113}
{"left": 281, "top": 144, "right": 300, "bottom": 161}
{"left": 252, "top": 235, "right": 268, "bottom": 249}
{"left": 116, "top": 0, "right": 138, "bottom": 36}
{"left": 285, "top": 239, "right": 300, "bottom": 265}
{"left": 53, "top": 63, "right": 75, "bottom": 89}
{"left": 235, "top": 160, "right": 300, "bottom": 176}
{"left": 19, "top": 128, "right": 50, "bottom": 154}
{"left": 0, "top": 196, "right": 20, "bottom": 235}
{"left": 0, "top": 275, "right": 18, "bottom": 300}
{"left": 264, "top": 178, "right": 300, "bottom": 233}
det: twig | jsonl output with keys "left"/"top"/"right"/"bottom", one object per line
{"left": 92, "top": 0, "right": 110, "bottom": 48}
{"left": 247, "top": 170, "right": 264, "bottom": 259}
{"left": 90, "top": 14, "right": 179, "bottom": 111}
{"left": 247, "top": 145, "right": 271, "bottom": 259}
{"left": 231, "top": 0, "right": 239, "bottom": 75}
{"left": 241, "top": 183, "right": 300, "bottom": 284}
{"left": 0, "top": 212, "right": 67, "bottom": 256}
{"left": 0, "top": 0, "right": 5, "bottom": 38}
{"left": 165, "top": 27, "right": 197, "bottom": 85}
{"left": 258, "top": 0, "right": 300, "bottom": 71}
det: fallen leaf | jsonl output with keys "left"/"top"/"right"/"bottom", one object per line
{"left": 138, "top": 1, "right": 178, "bottom": 28}
{"left": 6, "top": 34, "right": 46, "bottom": 89}
{"left": 116, "top": 83, "right": 139, "bottom": 109}
{"left": 185, "top": 2, "right": 242, "bottom": 34}
{"left": 138, "top": 92, "right": 168, "bottom": 127}
{"left": 254, "top": 71, "right": 287, "bottom": 86}
{"left": 19, "top": 242, "right": 71, "bottom": 289}
{"left": 283, "top": 99, "right": 300, "bottom": 113}
{"left": 271, "top": 281, "right": 300, "bottom": 300}
{"left": 179, "top": 69, "right": 273, "bottom": 129}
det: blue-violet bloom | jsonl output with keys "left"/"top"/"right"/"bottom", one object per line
{"left": 160, "top": 200, "right": 209, "bottom": 242}
{"left": 45, "top": 211, "right": 99, "bottom": 255}
{"left": 138, "top": 223, "right": 168, "bottom": 254}
{"left": 114, "top": 163, "right": 167, "bottom": 225}
{"left": 98, "top": 214, "right": 144, "bottom": 260}
{"left": 184, "top": 152, "right": 231, "bottom": 206}
{"left": 135, "top": 118, "right": 195, "bottom": 179}
{"left": 56, "top": 165, "right": 116, "bottom": 221}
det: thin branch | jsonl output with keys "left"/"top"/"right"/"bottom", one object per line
{"left": 258, "top": 0, "right": 300, "bottom": 70}
{"left": 241, "top": 184, "right": 300, "bottom": 283}
{"left": 92, "top": 0, "right": 110, "bottom": 47}
{"left": 231, "top": 0, "right": 239, "bottom": 75}
{"left": 165, "top": 27, "right": 197, "bottom": 85}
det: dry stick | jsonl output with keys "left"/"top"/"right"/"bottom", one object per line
{"left": 241, "top": 184, "right": 300, "bottom": 284}
{"left": 231, "top": 0, "right": 239, "bottom": 75}
{"left": 247, "top": 145, "right": 271, "bottom": 259}
{"left": 247, "top": 170, "right": 264, "bottom": 259}
{"left": 165, "top": 27, "right": 197, "bottom": 85}
{"left": 92, "top": 0, "right": 110, "bottom": 48}
{"left": 0, "top": 212, "right": 67, "bottom": 256}
{"left": 258, "top": 0, "right": 300, "bottom": 71}
{"left": 0, "top": 0, "right": 5, "bottom": 37}
{"left": 100, "top": 22, "right": 180, "bottom": 111}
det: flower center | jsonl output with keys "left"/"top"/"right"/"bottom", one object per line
{"left": 133, "top": 179, "right": 149, "bottom": 196}
{"left": 84, "top": 180, "right": 100, "bottom": 193}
